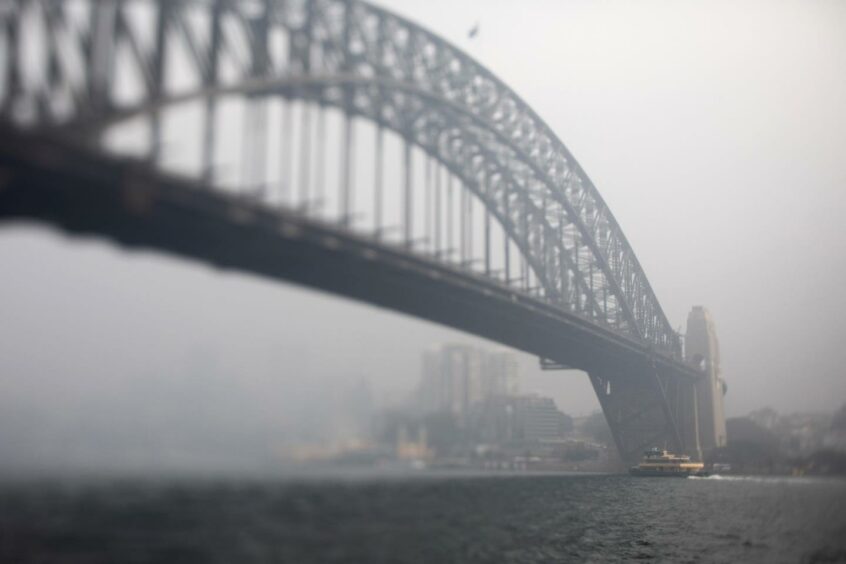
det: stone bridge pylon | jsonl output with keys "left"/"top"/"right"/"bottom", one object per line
{"left": 682, "top": 306, "right": 728, "bottom": 460}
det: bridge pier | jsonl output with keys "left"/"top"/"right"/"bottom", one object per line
{"left": 685, "top": 307, "right": 727, "bottom": 457}
{"left": 588, "top": 362, "right": 689, "bottom": 466}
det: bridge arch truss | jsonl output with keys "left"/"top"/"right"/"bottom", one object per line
{"left": 1, "top": 0, "right": 681, "bottom": 356}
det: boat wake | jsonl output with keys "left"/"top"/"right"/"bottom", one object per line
{"left": 687, "top": 474, "right": 836, "bottom": 486}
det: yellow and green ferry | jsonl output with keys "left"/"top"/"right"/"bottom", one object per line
{"left": 629, "top": 448, "right": 706, "bottom": 477}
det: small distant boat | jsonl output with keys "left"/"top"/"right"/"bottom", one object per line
{"left": 629, "top": 448, "right": 706, "bottom": 477}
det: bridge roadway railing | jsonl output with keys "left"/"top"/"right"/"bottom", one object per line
{"left": 0, "top": 0, "right": 685, "bottom": 362}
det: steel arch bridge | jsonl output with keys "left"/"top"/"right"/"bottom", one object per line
{"left": 0, "top": 0, "right": 713, "bottom": 463}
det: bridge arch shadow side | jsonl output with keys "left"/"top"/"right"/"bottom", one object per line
{"left": 0, "top": 0, "right": 711, "bottom": 464}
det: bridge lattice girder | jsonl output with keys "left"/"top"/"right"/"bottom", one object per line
{"left": 0, "top": 0, "right": 682, "bottom": 358}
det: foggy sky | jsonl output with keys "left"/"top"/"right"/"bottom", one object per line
{"left": 1, "top": 0, "right": 845, "bottom": 472}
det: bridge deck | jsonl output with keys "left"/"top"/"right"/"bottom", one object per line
{"left": 0, "top": 127, "right": 697, "bottom": 384}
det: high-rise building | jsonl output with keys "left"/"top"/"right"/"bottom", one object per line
{"left": 419, "top": 344, "right": 521, "bottom": 417}
{"left": 420, "top": 344, "right": 483, "bottom": 416}
{"left": 483, "top": 350, "right": 520, "bottom": 398}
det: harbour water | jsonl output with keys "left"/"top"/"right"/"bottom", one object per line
{"left": 1, "top": 472, "right": 845, "bottom": 563}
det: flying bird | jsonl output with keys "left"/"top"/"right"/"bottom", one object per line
{"left": 468, "top": 22, "right": 479, "bottom": 39}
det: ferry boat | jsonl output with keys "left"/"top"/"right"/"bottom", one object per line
{"left": 628, "top": 448, "right": 706, "bottom": 477}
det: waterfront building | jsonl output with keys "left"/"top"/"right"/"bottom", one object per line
{"left": 514, "top": 395, "right": 568, "bottom": 441}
